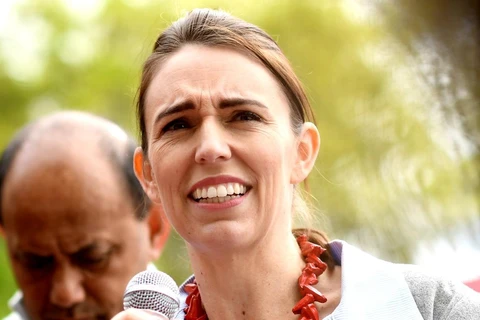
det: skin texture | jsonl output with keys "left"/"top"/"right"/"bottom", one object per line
{"left": 1, "top": 113, "right": 167, "bottom": 320}
{"left": 130, "top": 45, "right": 340, "bottom": 320}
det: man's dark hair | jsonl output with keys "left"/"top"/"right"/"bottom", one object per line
{"left": 103, "top": 135, "right": 151, "bottom": 220}
{"left": 0, "top": 121, "right": 150, "bottom": 225}
{"left": 0, "top": 125, "right": 30, "bottom": 226}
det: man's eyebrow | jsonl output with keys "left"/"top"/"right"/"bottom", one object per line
{"left": 14, "top": 251, "right": 51, "bottom": 259}
{"left": 74, "top": 243, "right": 97, "bottom": 254}
{"left": 71, "top": 243, "right": 111, "bottom": 255}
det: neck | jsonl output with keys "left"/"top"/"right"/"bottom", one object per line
{"left": 186, "top": 233, "right": 304, "bottom": 320}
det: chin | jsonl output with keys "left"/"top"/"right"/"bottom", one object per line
{"left": 189, "top": 223, "right": 258, "bottom": 253}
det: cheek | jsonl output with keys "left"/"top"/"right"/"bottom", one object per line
{"left": 152, "top": 162, "right": 179, "bottom": 204}
{"left": 87, "top": 237, "right": 151, "bottom": 310}
{"left": 83, "top": 274, "right": 126, "bottom": 315}
{"left": 249, "top": 133, "right": 296, "bottom": 179}
{"left": 150, "top": 146, "right": 190, "bottom": 202}
{"left": 150, "top": 143, "right": 186, "bottom": 180}
{"left": 118, "top": 225, "right": 151, "bottom": 262}
{"left": 10, "top": 258, "right": 47, "bottom": 288}
{"left": 147, "top": 143, "right": 192, "bottom": 223}
{"left": 19, "top": 275, "right": 51, "bottom": 316}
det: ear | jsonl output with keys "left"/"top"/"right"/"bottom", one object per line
{"left": 146, "top": 204, "right": 171, "bottom": 260}
{"left": 134, "top": 147, "right": 160, "bottom": 203}
{"left": 290, "top": 122, "right": 320, "bottom": 184}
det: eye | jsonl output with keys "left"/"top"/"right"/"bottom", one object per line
{"left": 71, "top": 245, "right": 115, "bottom": 272}
{"left": 76, "top": 254, "right": 110, "bottom": 270}
{"left": 233, "top": 111, "right": 262, "bottom": 122}
{"left": 162, "top": 118, "right": 190, "bottom": 132}
{"left": 15, "top": 253, "right": 54, "bottom": 271}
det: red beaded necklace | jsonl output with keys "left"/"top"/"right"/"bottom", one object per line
{"left": 183, "top": 234, "right": 328, "bottom": 320}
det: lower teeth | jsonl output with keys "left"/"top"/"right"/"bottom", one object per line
{"left": 198, "top": 194, "right": 241, "bottom": 203}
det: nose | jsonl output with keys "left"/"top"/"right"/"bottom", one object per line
{"left": 49, "top": 265, "right": 86, "bottom": 308}
{"left": 194, "top": 118, "right": 232, "bottom": 164}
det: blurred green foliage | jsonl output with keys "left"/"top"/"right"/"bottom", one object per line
{"left": 0, "top": 0, "right": 478, "bottom": 317}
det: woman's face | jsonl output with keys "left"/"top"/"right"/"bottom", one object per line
{"left": 140, "top": 45, "right": 313, "bottom": 251}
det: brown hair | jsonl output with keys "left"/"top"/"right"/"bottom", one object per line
{"left": 136, "top": 8, "right": 334, "bottom": 267}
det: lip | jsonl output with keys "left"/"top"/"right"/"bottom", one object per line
{"left": 193, "top": 189, "right": 250, "bottom": 210}
{"left": 188, "top": 175, "right": 250, "bottom": 195}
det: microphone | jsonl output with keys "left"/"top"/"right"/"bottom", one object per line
{"left": 123, "top": 270, "right": 180, "bottom": 319}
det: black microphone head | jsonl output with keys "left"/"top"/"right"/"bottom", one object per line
{"left": 123, "top": 269, "right": 180, "bottom": 319}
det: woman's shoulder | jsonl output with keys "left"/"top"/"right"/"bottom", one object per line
{"left": 398, "top": 264, "right": 480, "bottom": 319}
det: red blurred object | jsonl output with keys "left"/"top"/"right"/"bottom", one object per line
{"left": 464, "top": 278, "right": 480, "bottom": 292}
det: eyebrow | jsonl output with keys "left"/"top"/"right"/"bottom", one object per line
{"left": 73, "top": 243, "right": 101, "bottom": 255}
{"left": 153, "top": 98, "right": 267, "bottom": 126}
{"left": 219, "top": 98, "right": 267, "bottom": 110}
{"left": 14, "top": 251, "right": 51, "bottom": 260}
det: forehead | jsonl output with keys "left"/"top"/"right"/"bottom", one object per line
{"left": 145, "top": 45, "right": 288, "bottom": 112}
{"left": 1, "top": 144, "right": 135, "bottom": 240}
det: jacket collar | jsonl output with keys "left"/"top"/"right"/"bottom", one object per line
{"left": 325, "top": 240, "right": 423, "bottom": 319}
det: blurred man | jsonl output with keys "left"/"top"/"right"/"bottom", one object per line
{"left": 0, "top": 111, "right": 170, "bottom": 320}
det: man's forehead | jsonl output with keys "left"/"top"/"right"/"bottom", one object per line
{"left": 8, "top": 229, "right": 117, "bottom": 256}
{"left": 2, "top": 195, "right": 137, "bottom": 243}
{"left": 14, "top": 111, "right": 129, "bottom": 166}
{"left": 2, "top": 149, "right": 135, "bottom": 226}
{"left": 12, "top": 137, "right": 102, "bottom": 174}
{"left": 6, "top": 115, "right": 127, "bottom": 188}
{"left": 1, "top": 112, "right": 138, "bottom": 229}
{"left": 3, "top": 182, "right": 140, "bottom": 254}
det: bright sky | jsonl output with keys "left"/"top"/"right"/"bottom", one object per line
{"left": 413, "top": 219, "right": 480, "bottom": 282}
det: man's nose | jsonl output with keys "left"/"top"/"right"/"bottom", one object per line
{"left": 49, "top": 265, "right": 86, "bottom": 308}
{"left": 194, "top": 118, "right": 232, "bottom": 164}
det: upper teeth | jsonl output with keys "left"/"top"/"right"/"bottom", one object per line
{"left": 192, "top": 183, "right": 247, "bottom": 200}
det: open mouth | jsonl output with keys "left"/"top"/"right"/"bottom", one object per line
{"left": 191, "top": 182, "right": 249, "bottom": 203}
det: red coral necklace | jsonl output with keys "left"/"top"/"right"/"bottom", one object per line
{"left": 183, "top": 234, "right": 328, "bottom": 320}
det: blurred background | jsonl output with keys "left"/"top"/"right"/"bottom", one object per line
{"left": 0, "top": 0, "right": 479, "bottom": 315}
